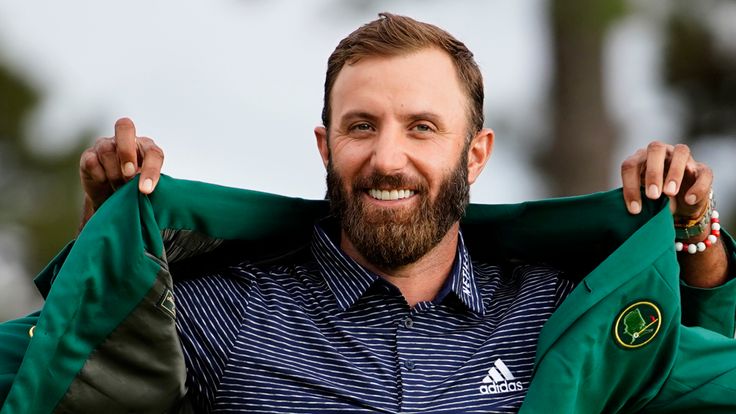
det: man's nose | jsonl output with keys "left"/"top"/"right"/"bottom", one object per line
{"left": 370, "top": 127, "right": 408, "bottom": 174}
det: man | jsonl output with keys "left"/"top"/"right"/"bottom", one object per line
{"left": 2, "top": 13, "right": 735, "bottom": 413}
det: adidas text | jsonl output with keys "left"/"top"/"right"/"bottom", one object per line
{"left": 479, "top": 381, "right": 524, "bottom": 395}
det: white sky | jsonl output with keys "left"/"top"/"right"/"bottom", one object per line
{"left": 0, "top": 0, "right": 554, "bottom": 204}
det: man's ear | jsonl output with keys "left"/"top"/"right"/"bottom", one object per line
{"left": 467, "top": 128, "right": 494, "bottom": 184}
{"left": 314, "top": 126, "right": 330, "bottom": 168}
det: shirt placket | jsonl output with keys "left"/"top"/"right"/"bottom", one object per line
{"left": 395, "top": 301, "right": 437, "bottom": 413}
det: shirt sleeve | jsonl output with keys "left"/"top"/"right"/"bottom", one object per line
{"left": 680, "top": 229, "right": 736, "bottom": 338}
{"left": 174, "top": 271, "right": 252, "bottom": 412}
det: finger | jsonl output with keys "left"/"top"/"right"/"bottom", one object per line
{"left": 136, "top": 137, "right": 165, "bottom": 194}
{"left": 114, "top": 117, "right": 139, "bottom": 178}
{"left": 621, "top": 148, "right": 646, "bottom": 214}
{"left": 94, "top": 137, "right": 126, "bottom": 189}
{"left": 80, "top": 147, "right": 107, "bottom": 184}
{"left": 684, "top": 162, "right": 713, "bottom": 207}
{"left": 643, "top": 141, "right": 670, "bottom": 199}
{"left": 663, "top": 144, "right": 690, "bottom": 196}
{"left": 79, "top": 148, "right": 113, "bottom": 209}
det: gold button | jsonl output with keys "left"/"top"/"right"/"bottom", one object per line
{"left": 28, "top": 325, "right": 35, "bottom": 338}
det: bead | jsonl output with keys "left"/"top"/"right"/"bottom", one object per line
{"left": 674, "top": 208, "right": 723, "bottom": 253}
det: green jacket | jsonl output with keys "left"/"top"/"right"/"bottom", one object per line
{"left": 1, "top": 175, "right": 735, "bottom": 413}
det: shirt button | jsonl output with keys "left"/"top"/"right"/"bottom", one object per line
{"left": 403, "top": 317, "right": 414, "bottom": 329}
{"left": 404, "top": 360, "right": 416, "bottom": 370}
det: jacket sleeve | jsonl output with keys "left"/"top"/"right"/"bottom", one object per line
{"left": 0, "top": 241, "right": 75, "bottom": 407}
{"left": 644, "top": 325, "right": 736, "bottom": 413}
{"left": 680, "top": 230, "right": 736, "bottom": 338}
{"left": 0, "top": 312, "right": 38, "bottom": 406}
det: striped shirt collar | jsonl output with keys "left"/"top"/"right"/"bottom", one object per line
{"left": 311, "top": 223, "right": 485, "bottom": 316}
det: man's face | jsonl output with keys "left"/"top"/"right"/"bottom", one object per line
{"left": 326, "top": 146, "right": 469, "bottom": 270}
{"left": 316, "top": 48, "right": 491, "bottom": 270}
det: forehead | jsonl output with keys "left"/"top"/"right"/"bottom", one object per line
{"left": 330, "top": 48, "right": 468, "bottom": 124}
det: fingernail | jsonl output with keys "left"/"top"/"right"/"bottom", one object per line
{"left": 686, "top": 194, "right": 697, "bottom": 205}
{"left": 141, "top": 178, "right": 153, "bottom": 193}
{"left": 665, "top": 181, "right": 677, "bottom": 195}
{"left": 647, "top": 184, "right": 660, "bottom": 199}
{"left": 123, "top": 162, "right": 135, "bottom": 177}
{"left": 629, "top": 201, "right": 641, "bottom": 214}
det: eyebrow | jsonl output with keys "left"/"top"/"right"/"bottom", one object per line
{"left": 338, "top": 110, "right": 444, "bottom": 125}
{"left": 339, "top": 111, "right": 379, "bottom": 124}
{"left": 400, "top": 112, "right": 443, "bottom": 125}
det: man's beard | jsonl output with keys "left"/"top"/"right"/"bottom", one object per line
{"left": 326, "top": 150, "right": 470, "bottom": 271}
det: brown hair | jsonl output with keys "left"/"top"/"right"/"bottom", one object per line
{"left": 321, "top": 13, "right": 484, "bottom": 135}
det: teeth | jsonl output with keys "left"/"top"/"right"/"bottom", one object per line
{"left": 369, "top": 189, "right": 415, "bottom": 201}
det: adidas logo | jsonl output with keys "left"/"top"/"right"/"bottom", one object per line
{"left": 479, "top": 359, "right": 524, "bottom": 395}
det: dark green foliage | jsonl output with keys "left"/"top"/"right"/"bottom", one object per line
{"left": 0, "top": 62, "right": 88, "bottom": 275}
{"left": 665, "top": 8, "right": 736, "bottom": 138}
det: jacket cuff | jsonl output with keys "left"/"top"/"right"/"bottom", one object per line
{"left": 0, "top": 311, "right": 40, "bottom": 406}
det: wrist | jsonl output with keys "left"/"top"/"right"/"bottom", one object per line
{"left": 675, "top": 189, "right": 714, "bottom": 241}
{"left": 675, "top": 210, "right": 721, "bottom": 255}
{"left": 78, "top": 195, "right": 96, "bottom": 234}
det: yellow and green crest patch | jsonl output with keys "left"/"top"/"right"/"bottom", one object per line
{"left": 613, "top": 300, "right": 662, "bottom": 349}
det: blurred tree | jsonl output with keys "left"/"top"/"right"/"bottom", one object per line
{"left": 536, "top": 0, "right": 627, "bottom": 197}
{"left": 662, "top": 0, "right": 736, "bottom": 229}
{"left": 0, "top": 61, "right": 88, "bottom": 279}
{"left": 664, "top": 1, "right": 736, "bottom": 139}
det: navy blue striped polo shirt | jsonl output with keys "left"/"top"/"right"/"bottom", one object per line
{"left": 174, "top": 224, "right": 575, "bottom": 413}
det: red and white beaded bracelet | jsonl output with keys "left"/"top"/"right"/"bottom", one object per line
{"left": 675, "top": 210, "right": 721, "bottom": 254}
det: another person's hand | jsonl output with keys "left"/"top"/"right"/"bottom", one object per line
{"left": 621, "top": 141, "right": 728, "bottom": 288}
{"left": 78, "top": 117, "right": 164, "bottom": 228}
{"left": 621, "top": 141, "right": 712, "bottom": 221}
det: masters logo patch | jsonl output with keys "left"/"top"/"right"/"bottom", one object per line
{"left": 613, "top": 300, "right": 662, "bottom": 349}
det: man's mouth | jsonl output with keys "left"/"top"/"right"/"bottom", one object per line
{"left": 367, "top": 189, "right": 416, "bottom": 201}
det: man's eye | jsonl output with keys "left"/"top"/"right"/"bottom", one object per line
{"left": 413, "top": 124, "right": 433, "bottom": 132}
{"left": 351, "top": 123, "right": 373, "bottom": 131}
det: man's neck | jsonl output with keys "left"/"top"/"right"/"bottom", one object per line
{"left": 339, "top": 223, "right": 460, "bottom": 307}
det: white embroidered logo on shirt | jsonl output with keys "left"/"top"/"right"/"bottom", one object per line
{"left": 479, "top": 359, "right": 524, "bottom": 395}
{"left": 460, "top": 257, "right": 472, "bottom": 297}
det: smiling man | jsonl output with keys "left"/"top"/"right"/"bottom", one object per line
{"left": 317, "top": 46, "right": 492, "bottom": 306}
{"left": 2, "top": 13, "right": 736, "bottom": 414}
